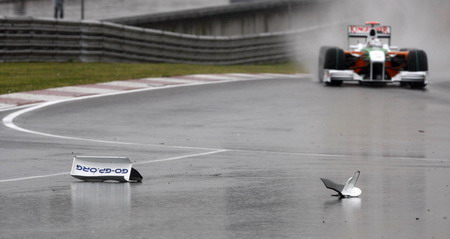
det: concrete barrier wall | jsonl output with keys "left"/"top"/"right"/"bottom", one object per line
{"left": 0, "top": 17, "right": 319, "bottom": 64}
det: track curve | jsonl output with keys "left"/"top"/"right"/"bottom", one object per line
{"left": 1, "top": 76, "right": 450, "bottom": 238}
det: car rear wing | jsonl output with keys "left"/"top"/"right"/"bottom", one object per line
{"left": 348, "top": 25, "right": 391, "bottom": 39}
{"left": 348, "top": 24, "right": 391, "bottom": 45}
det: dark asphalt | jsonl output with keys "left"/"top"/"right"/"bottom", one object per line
{"left": 1, "top": 76, "right": 450, "bottom": 238}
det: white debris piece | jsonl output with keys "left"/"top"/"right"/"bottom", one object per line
{"left": 70, "top": 156, "right": 142, "bottom": 182}
{"left": 321, "top": 171, "right": 361, "bottom": 198}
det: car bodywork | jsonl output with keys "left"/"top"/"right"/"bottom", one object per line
{"left": 319, "top": 22, "right": 428, "bottom": 88}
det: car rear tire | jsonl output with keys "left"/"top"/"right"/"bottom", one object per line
{"left": 322, "top": 47, "right": 345, "bottom": 86}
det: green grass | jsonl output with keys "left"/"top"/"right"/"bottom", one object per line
{"left": 0, "top": 62, "right": 304, "bottom": 95}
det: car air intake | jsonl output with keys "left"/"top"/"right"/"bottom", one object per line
{"left": 371, "top": 62, "right": 385, "bottom": 80}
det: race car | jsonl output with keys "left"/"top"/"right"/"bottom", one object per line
{"left": 318, "top": 21, "right": 428, "bottom": 88}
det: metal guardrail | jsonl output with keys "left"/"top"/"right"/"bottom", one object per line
{"left": 0, "top": 17, "right": 317, "bottom": 64}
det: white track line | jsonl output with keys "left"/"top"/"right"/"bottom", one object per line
{"left": 0, "top": 172, "right": 69, "bottom": 183}
{"left": 0, "top": 149, "right": 228, "bottom": 184}
{"left": 3, "top": 74, "right": 436, "bottom": 164}
{"left": 4, "top": 73, "right": 436, "bottom": 163}
{"left": 135, "top": 149, "right": 228, "bottom": 164}
{"left": 2, "top": 100, "right": 223, "bottom": 151}
{"left": 0, "top": 74, "right": 306, "bottom": 112}
{"left": 2, "top": 78, "right": 248, "bottom": 151}
{"left": 0, "top": 74, "right": 312, "bottom": 184}
{"left": 0, "top": 147, "right": 442, "bottom": 184}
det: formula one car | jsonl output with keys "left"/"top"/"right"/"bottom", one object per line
{"left": 318, "top": 21, "right": 428, "bottom": 88}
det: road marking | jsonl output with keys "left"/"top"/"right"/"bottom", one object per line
{"left": 1, "top": 147, "right": 445, "bottom": 184}
{"left": 0, "top": 172, "right": 69, "bottom": 183}
{"left": 2, "top": 100, "right": 223, "bottom": 151}
{"left": 135, "top": 149, "right": 228, "bottom": 164}
{"left": 0, "top": 74, "right": 306, "bottom": 110}
{"left": 0, "top": 150, "right": 228, "bottom": 184}
{"left": 2, "top": 82, "right": 237, "bottom": 151}
{"left": 3, "top": 73, "right": 438, "bottom": 163}
{"left": 3, "top": 73, "right": 437, "bottom": 164}
{"left": 0, "top": 74, "right": 316, "bottom": 185}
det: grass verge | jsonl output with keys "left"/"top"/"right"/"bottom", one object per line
{"left": 0, "top": 62, "right": 304, "bottom": 95}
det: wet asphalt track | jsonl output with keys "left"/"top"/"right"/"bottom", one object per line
{"left": 1, "top": 75, "right": 450, "bottom": 238}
